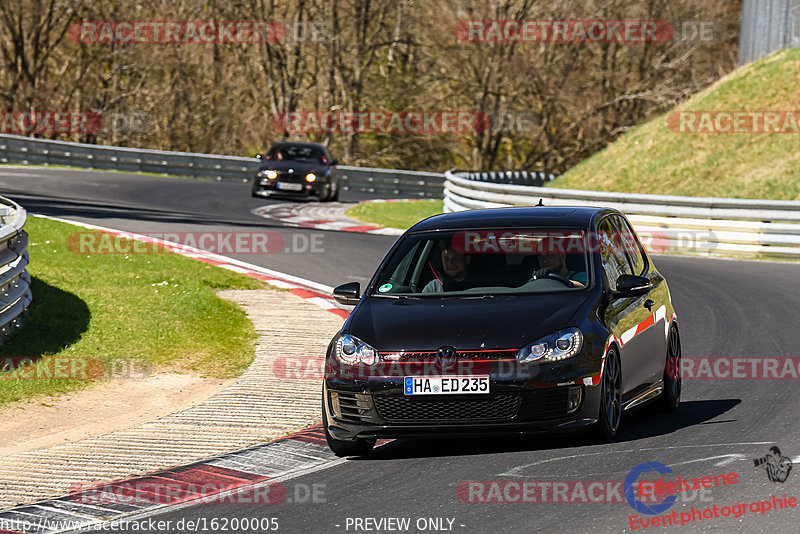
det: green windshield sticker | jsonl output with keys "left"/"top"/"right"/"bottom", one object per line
{"left": 378, "top": 283, "right": 392, "bottom": 293}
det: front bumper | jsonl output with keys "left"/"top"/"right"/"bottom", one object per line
{"left": 323, "top": 377, "right": 603, "bottom": 441}
{"left": 253, "top": 182, "right": 321, "bottom": 197}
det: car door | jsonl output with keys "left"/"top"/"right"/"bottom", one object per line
{"left": 613, "top": 215, "right": 669, "bottom": 384}
{"left": 598, "top": 217, "right": 656, "bottom": 399}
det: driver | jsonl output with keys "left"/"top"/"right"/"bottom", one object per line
{"left": 530, "top": 237, "right": 586, "bottom": 287}
{"left": 422, "top": 244, "right": 477, "bottom": 293}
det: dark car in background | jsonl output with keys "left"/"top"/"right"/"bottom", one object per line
{"left": 322, "top": 206, "right": 681, "bottom": 457}
{"left": 252, "top": 141, "right": 340, "bottom": 201}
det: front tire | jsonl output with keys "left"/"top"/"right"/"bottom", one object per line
{"left": 597, "top": 348, "right": 622, "bottom": 439}
{"left": 659, "top": 324, "right": 681, "bottom": 411}
{"left": 322, "top": 397, "right": 375, "bottom": 457}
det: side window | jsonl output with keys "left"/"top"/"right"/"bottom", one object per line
{"left": 598, "top": 218, "right": 633, "bottom": 290}
{"left": 612, "top": 216, "right": 647, "bottom": 276}
{"left": 379, "top": 241, "right": 421, "bottom": 292}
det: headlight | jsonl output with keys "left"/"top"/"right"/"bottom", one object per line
{"left": 517, "top": 327, "right": 583, "bottom": 362}
{"left": 335, "top": 334, "right": 378, "bottom": 366}
{"left": 265, "top": 170, "right": 277, "bottom": 179}
{"left": 305, "top": 172, "right": 317, "bottom": 182}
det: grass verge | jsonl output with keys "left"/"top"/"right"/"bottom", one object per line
{"left": 0, "top": 216, "right": 263, "bottom": 406}
{"left": 345, "top": 200, "right": 444, "bottom": 230}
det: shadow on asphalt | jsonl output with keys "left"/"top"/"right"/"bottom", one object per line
{"left": 356, "top": 399, "right": 742, "bottom": 461}
{"left": 5, "top": 191, "right": 280, "bottom": 229}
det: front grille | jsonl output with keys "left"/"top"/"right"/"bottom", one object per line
{"left": 518, "top": 388, "right": 575, "bottom": 420}
{"left": 277, "top": 172, "right": 302, "bottom": 183}
{"left": 373, "top": 394, "right": 521, "bottom": 422}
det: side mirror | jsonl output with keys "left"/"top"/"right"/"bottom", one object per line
{"left": 611, "top": 274, "right": 652, "bottom": 299}
{"left": 330, "top": 158, "right": 339, "bottom": 166}
{"left": 255, "top": 153, "right": 263, "bottom": 160}
{"left": 333, "top": 282, "right": 360, "bottom": 306}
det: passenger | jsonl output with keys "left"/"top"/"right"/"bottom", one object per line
{"left": 530, "top": 238, "right": 586, "bottom": 287}
{"left": 422, "top": 245, "right": 477, "bottom": 293}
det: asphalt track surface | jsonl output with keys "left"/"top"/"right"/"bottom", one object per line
{"left": 2, "top": 167, "right": 800, "bottom": 533}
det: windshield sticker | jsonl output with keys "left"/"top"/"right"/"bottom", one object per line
{"left": 378, "top": 283, "right": 392, "bottom": 293}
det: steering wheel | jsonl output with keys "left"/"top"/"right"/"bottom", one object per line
{"left": 545, "top": 272, "right": 575, "bottom": 287}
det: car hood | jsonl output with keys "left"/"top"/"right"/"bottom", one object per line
{"left": 257, "top": 161, "right": 328, "bottom": 173}
{"left": 347, "top": 292, "right": 592, "bottom": 351}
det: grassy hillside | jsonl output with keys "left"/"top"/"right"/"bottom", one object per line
{"left": 550, "top": 49, "right": 800, "bottom": 200}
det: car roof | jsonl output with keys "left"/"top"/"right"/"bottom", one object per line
{"left": 268, "top": 141, "right": 328, "bottom": 151}
{"left": 408, "top": 206, "right": 618, "bottom": 232}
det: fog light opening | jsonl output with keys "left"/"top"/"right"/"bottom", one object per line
{"left": 567, "top": 386, "right": 582, "bottom": 413}
{"left": 330, "top": 391, "right": 342, "bottom": 419}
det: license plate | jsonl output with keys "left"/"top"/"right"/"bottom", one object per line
{"left": 404, "top": 376, "right": 490, "bottom": 395}
{"left": 277, "top": 182, "right": 302, "bottom": 191}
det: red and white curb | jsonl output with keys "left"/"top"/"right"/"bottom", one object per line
{"left": 0, "top": 426, "right": 390, "bottom": 534}
{"left": 32, "top": 214, "right": 352, "bottom": 320}
{"left": 252, "top": 202, "right": 404, "bottom": 236}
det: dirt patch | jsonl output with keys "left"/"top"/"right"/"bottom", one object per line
{"left": 0, "top": 373, "right": 233, "bottom": 456}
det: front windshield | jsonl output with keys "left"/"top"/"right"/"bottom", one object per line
{"left": 268, "top": 146, "right": 325, "bottom": 164}
{"left": 372, "top": 229, "right": 590, "bottom": 297}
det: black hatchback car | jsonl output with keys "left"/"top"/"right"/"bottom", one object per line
{"left": 323, "top": 207, "right": 681, "bottom": 456}
{"left": 252, "top": 141, "right": 340, "bottom": 201}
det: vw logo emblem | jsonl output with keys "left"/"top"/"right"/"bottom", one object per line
{"left": 436, "top": 346, "right": 457, "bottom": 370}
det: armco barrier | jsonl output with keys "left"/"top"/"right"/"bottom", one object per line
{"left": 444, "top": 170, "right": 800, "bottom": 258}
{"left": 338, "top": 165, "right": 444, "bottom": 197}
{"left": 458, "top": 170, "right": 558, "bottom": 186}
{"left": 0, "top": 196, "right": 31, "bottom": 340}
{"left": 0, "top": 133, "right": 444, "bottom": 198}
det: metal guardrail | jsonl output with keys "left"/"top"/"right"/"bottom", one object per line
{"left": 459, "top": 170, "right": 558, "bottom": 186}
{"left": 444, "top": 170, "right": 800, "bottom": 258}
{"left": 0, "top": 133, "right": 444, "bottom": 198}
{"left": 338, "top": 165, "right": 443, "bottom": 197}
{"left": 0, "top": 196, "right": 32, "bottom": 340}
